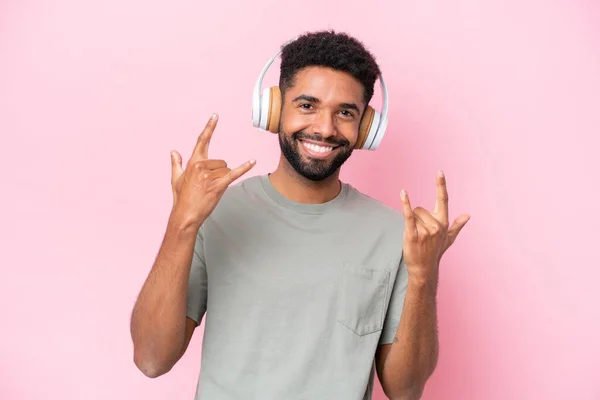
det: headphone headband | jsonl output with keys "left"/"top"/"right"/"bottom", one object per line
{"left": 251, "top": 38, "right": 296, "bottom": 128}
{"left": 252, "top": 37, "right": 389, "bottom": 150}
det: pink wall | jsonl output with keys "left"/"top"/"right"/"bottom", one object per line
{"left": 1, "top": 1, "right": 598, "bottom": 399}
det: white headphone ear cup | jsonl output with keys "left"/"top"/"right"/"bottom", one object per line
{"left": 259, "top": 88, "right": 272, "bottom": 131}
{"left": 361, "top": 110, "right": 381, "bottom": 150}
{"left": 368, "top": 113, "right": 387, "bottom": 150}
{"left": 252, "top": 90, "right": 261, "bottom": 128}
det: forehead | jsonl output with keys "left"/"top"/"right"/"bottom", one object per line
{"left": 286, "top": 66, "right": 365, "bottom": 105}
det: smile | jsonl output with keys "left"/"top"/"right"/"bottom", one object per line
{"left": 299, "top": 140, "right": 337, "bottom": 158}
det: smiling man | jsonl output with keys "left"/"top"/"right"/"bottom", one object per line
{"left": 130, "top": 30, "right": 470, "bottom": 400}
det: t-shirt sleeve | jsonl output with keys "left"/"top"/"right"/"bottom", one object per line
{"left": 186, "top": 225, "right": 208, "bottom": 325}
{"left": 379, "top": 255, "right": 409, "bottom": 344}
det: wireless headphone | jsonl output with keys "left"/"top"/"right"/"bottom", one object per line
{"left": 251, "top": 38, "right": 389, "bottom": 150}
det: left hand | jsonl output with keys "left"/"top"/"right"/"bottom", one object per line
{"left": 400, "top": 170, "right": 470, "bottom": 282}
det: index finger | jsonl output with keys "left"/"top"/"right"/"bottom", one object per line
{"left": 192, "top": 113, "right": 219, "bottom": 161}
{"left": 433, "top": 170, "right": 449, "bottom": 225}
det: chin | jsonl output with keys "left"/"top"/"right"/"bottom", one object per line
{"left": 278, "top": 130, "right": 352, "bottom": 182}
{"left": 292, "top": 159, "right": 340, "bottom": 182}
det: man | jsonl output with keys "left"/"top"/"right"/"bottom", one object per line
{"left": 130, "top": 30, "right": 470, "bottom": 400}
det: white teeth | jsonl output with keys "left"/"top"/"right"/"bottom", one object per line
{"left": 303, "top": 142, "right": 333, "bottom": 153}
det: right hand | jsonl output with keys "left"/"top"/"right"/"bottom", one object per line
{"left": 169, "top": 113, "right": 256, "bottom": 228}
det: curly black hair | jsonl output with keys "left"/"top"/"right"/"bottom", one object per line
{"left": 278, "top": 30, "right": 381, "bottom": 106}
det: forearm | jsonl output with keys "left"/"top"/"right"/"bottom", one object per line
{"left": 380, "top": 276, "right": 439, "bottom": 399}
{"left": 130, "top": 212, "right": 202, "bottom": 375}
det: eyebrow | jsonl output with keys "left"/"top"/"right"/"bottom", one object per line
{"left": 292, "top": 94, "right": 360, "bottom": 113}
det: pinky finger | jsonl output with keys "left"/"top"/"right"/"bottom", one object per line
{"left": 220, "top": 159, "right": 256, "bottom": 187}
{"left": 401, "top": 189, "right": 418, "bottom": 239}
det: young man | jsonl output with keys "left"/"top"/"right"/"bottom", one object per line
{"left": 130, "top": 30, "right": 470, "bottom": 400}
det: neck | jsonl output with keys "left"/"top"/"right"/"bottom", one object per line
{"left": 269, "top": 155, "right": 342, "bottom": 204}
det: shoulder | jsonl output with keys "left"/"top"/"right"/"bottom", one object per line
{"left": 208, "top": 174, "right": 264, "bottom": 215}
{"left": 345, "top": 184, "right": 406, "bottom": 231}
{"left": 222, "top": 174, "right": 262, "bottom": 199}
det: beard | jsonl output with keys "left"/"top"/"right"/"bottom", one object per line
{"left": 278, "top": 128, "right": 354, "bottom": 181}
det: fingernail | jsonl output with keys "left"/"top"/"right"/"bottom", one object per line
{"left": 400, "top": 189, "right": 407, "bottom": 199}
{"left": 249, "top": 159, "right": 256, "bottom": 165}
{"left": 438, "top": 170, "right": 444, "bottom": 177}
{"left": 211, "top": 113, "right": 218, "bottom": 120}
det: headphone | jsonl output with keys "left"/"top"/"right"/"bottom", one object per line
{"left": 251, "top": 38, "right": 389, "bottom": 150}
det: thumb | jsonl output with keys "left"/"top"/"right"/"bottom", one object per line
{"left": 170, "top": 150, "right": 183, "bottom": 184}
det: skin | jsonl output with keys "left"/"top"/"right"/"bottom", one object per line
{"left": 129, "top": 113, "right": 256, "bottom": 378}
{"left": 130, "top": 65, "right": 471, "bottom": 400}
{"left": 375, "top": 175, "right": 470, "bottom": 400}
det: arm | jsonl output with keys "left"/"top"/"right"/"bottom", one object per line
{"left": 130, "top": 216, "right": 203, "bottom": 378}
{"left": 129, "top": 113, "right": 256, "bottom": 378}
{"left": 376, "top": 171, "right": 470, "bottom": 399}
{"left": 375, "top": 277, "right": 439, "bottom": 400}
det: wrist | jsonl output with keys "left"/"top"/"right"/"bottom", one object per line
{"left": 168, "top": 208, "right": 205, "bottom": 237}
{"left": 407, "top": 269, "right": 439, "bottom": 293}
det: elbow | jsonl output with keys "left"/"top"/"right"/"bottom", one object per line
{"left": 133, "top": 350, "right": 173, "bottom": 379}
{"left": 382, "top": 377, "right": 426, "bottom": 400}
{"left": 385, "top": 384, "right": 425, "bottom": 400}
{"left": 383, "top": 358, "right": 437, "bottom": 399}
{"left": 136, "top": 363, "right": 170, "bottom": 379}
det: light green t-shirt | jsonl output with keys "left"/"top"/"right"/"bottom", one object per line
{"left": 186, "top": 174, "right": 408, "bottom": 400}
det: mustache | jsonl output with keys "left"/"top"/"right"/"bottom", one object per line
{"left": 292, "top": 131, "right": 350, "bottom": 147}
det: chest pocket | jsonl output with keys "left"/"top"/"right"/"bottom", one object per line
{"left": 336, "top": 263, "right": 391, "bottom": 336}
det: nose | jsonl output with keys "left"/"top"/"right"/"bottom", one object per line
{"left": 311, "top": 111, "right": 335, "bottom": 139}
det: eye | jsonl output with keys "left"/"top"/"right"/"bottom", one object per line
{"left": 299, "top": 103, "right": 313, "bottom": 110}
{"left": 340, "top": 110, "right": 355, "bottom": 118}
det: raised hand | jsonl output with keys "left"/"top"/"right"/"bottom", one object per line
{"left": 170, "top": 113, "right": 256, "bottom": 228}
{"left": 400, "top": 170, "right": 470, "bottom": 283}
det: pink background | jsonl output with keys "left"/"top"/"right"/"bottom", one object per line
{"left": 1, "top": 0, "right": 599, "bottom": 399}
